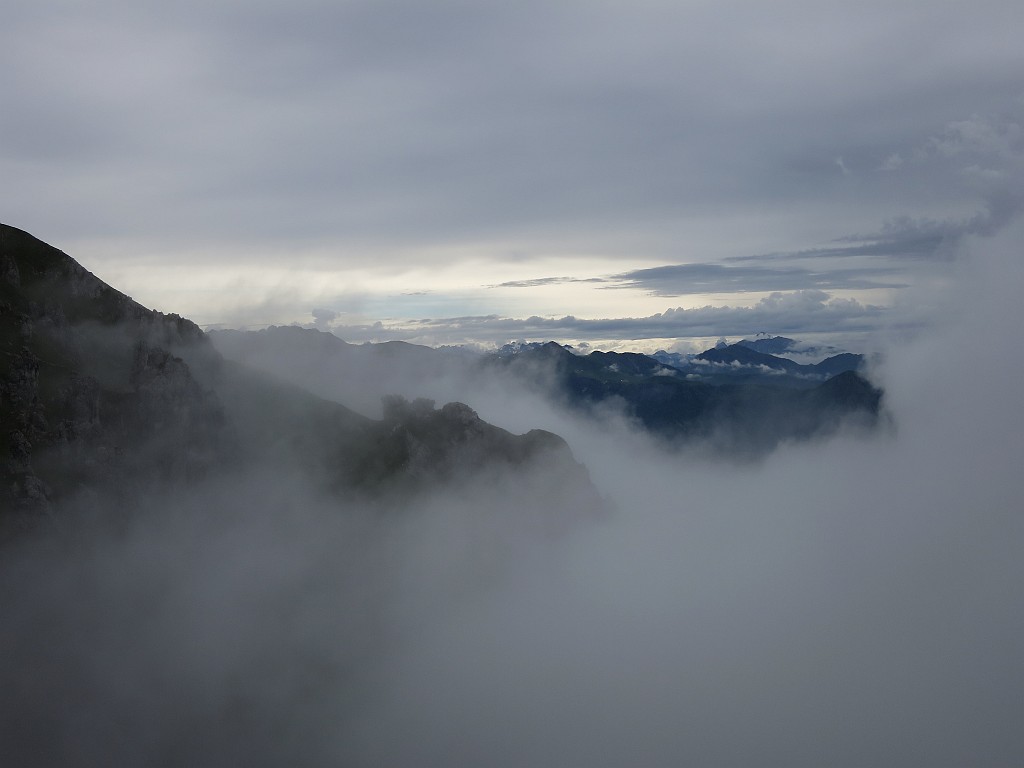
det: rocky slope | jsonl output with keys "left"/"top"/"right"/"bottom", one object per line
{"left": 1, "top": 225, "right": 596, "bottom": 529}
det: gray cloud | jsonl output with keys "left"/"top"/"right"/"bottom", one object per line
{"left": 608, "top": 263, "right": 907, "bottom": 296}
{"left": 2, "top": 1, "right": 1024, "bottom": 355}
{"left": 321, "top": 289, "right": 888, "bottom": 347}
{"left": 495, "top": 264, "right": 910, "bottom": 295}
{"left": 492, "top": 276, "right": 605, "bottom": 289}
{"left": 2, "top": 1, "right": 1023, "bottom": 268}
{"left": 726, "top": 231, "right": 951, "bottom": 263}
{"left": 261, "top": 218, "right": 1024, "bottom": 768}
{"left": 5, "top": 220, "right": 1021, "bottom": 766}
{"left": 311, "top": 307, "right": 339, "bottom": 330}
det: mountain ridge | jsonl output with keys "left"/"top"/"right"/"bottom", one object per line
{"left": 1, "top": 224, "right": 596, "bottom": 527}
{"left": 208, "top": 325, "right": 884, "bottom": 457}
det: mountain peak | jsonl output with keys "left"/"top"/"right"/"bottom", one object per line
{"left": 735, "top": 336, "right": 797, "bottom": 355}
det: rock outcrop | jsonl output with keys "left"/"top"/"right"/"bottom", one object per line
{"left": 364, "top": 395, "right": 579, "bottom": 484}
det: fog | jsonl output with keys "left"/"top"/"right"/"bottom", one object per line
{"left": 2, "top": 224, "right": 1022, "bottom": 766}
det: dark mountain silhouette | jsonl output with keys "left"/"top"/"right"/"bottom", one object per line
{"left": 696, "top": 343, "right": 804, "bottom": 372}
{"left": 735, "top": 335, "right": 797, "bottom": 354}
{"left": 0, "top": 225, "right": 596, "bottom": 528}
{"left": 736, "top": 335, "right": 847, "bottom": 359}
{"left": 491, "top": 342, "right": 882, "bottom": 453}
{"left": 211, "top": 324, "right": 883, "bottom": 457}
{"left": 809, "top": 352, "right": 864, "bottom": 377}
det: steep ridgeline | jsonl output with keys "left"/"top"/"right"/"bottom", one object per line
{"left": 0, "top": 225, "right": 595, "bottom": 527}
{"left": 0, "top": 224, "right": 226, "bottom": 519}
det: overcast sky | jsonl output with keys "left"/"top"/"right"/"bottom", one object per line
{"left": 3, "top": 0, "right": 1023, "bottom": 350}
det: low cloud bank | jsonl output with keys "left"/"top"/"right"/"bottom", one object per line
{"left": 2, "top": 223, "right": 1022, "bottom": 766}
{"left": 339, "top": 223, "right": 1023, "bottom": 766}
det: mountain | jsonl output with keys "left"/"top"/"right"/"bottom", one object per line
{"left": 655, "top": 342, "right": 864, "bottom": 387}
{"left": 0, "top": 225, "right": 597, "bottom": 528}
{"left": 809, "top": 352, "right": 865, "bottom": 377}
{"left": 490, "top": 342, "right": 882, "bottom": 453}
{"left": 210, "top": 324, "right": 884, "bottom": 456}
{"left": 209, "top": 325, "right": 472, "bottom": 418}
{"left": 696, "top": 343, "right": 804, "bottom": 373}
{"left": 735, "top": 335, "right": 797, "bottom": 354}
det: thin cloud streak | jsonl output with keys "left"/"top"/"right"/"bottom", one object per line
{"left": 492, "top": 277, "right": 606, "bottom": 289}
{"left": 320, "top": 290, "right": 889, "bottom": 347}
{"left": 607, "top": 263, "right": 907, "bottom": 296}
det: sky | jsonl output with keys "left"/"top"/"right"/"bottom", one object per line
{"left": 3, "top": 0, "right": 1023, "bottom": 351}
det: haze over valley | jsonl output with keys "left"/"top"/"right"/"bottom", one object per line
{"left": 2, "top": 220, "right": 1021, "bottom": 766}
{"left": 2, "top": 1, "right": 1023, "bottom": 765}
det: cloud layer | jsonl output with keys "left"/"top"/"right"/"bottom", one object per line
{"left": 1, "top": 213, "right": 1021, "bottom": 768}
{"left": 2, "top": 1, "right": 1023, "bottom": 343}
{"left": 314, "top": 289, "right": 889, "bottom": 349}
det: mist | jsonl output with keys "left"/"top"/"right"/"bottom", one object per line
{"left": 335, "top": 220, "right": 1023, "bottom": 765}
{"left": 2, "top": 224, "right": 1022, "bottom": 766}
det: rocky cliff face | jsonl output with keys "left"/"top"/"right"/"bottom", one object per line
{"left": 1, "top": 224, "right": 599, "bottom": 530}
{"left": 0, "top": 225, "right": 230, "bottom": 524}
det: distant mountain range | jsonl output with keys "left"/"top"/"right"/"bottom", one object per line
{"left": 0, "top": 225, "right": 596, "bottom": 527}
{"left": 486, "top": 341, "right": 881, "bottom": 453}
{"left": 651, "top": 341, "right": 865, "bottom": 385}
{"left": 210, "top": 326, "right": 883, "bottom": 457}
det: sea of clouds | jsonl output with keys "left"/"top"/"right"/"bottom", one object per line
{"left": 1, "top": 223, "right": 1021, "bottom": 767}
